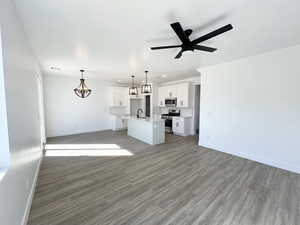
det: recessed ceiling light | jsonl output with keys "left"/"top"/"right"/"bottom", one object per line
{"left": 50, "top": 66, "right": 61, "bottom": 71}
{"left": 162, "top": 74, "right": 167, "bottom": 78}
{"left": 117, "top": 80, "right": 122, "bottom": 83}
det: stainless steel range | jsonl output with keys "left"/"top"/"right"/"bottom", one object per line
{"left": 161, "top": 109, "right": 180, "bottom": 133}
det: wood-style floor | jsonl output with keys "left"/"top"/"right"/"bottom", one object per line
{"left": 28, "top": 130, "right": 300, "bottom": 225}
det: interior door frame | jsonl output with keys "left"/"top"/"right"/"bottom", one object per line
{"left": 36, "top": 72, "right": 46, "bottom": 147}
{"left": 0, "top": 27, "right": 10, "bottom": 170}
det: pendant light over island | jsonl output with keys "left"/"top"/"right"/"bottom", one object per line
{"left": 141, "top": 70, "right": 152, "bottom": 94}
{"left": 129, "top": 75, "right": 138, "bottom": 96}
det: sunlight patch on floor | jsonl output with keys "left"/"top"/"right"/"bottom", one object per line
{"left": 45, "top": 149, "right": 133, "bottom": 157}
{"left": 0, "top": 168, "right": 7, "bottom": 182}
{"left": 45, "top": 144, "right": 121, "bottom": 150}
{"left": 44, "top": 144, "right": 134, "bottom": 157}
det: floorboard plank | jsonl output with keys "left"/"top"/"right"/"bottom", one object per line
{"left": 27, "top": 130, "right": 300, "bottom": 225}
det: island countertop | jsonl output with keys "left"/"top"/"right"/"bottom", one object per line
{"left": 126, "top": 115, "right": 164, "bottom": 123}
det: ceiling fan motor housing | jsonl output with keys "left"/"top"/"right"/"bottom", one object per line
{"left": 150, "top": 22, "right": 233, "bottom": 59}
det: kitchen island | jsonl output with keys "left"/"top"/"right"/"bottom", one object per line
{"left": 127, "top": 116, "right": 165, "bottom": 145}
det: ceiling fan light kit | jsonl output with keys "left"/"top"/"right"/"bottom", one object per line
{"left": 151, "top": 22, "right": 233, "bottom": 59}
{"left": 141, "top": 70, "right": 152, "bottom": 94}
{"left": 129, "top": 75, "right": 138, "bottom": 96}
{"left": 74, "top": 69, "right": 92, "bottom": 98}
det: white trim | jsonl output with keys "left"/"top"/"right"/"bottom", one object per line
{"left": 36, "top": 73, "right": 46, "bottom": 145}
{"left": 0, "top": 27, "right": 10, "bottom": 169}
{"left": 21, "top": 156, "right": 43, "bottom": 225}
{"left": 199, "top": 143, "right": 300, "bottom": 174}
{"left": 47, "top": 129, "right": 112, "bottom": 139}
{"left": 159, "top": 76, "right": 200, "bottom": 86}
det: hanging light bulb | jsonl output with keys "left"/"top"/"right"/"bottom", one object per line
{"left": 129, "top": 75, "right": 138, "bottom": 96}
{"left": 74, "top": 70, "right": 92, "bottom": 98}
{"left": 141, "top": 70, "right": 152, "bottom": 94}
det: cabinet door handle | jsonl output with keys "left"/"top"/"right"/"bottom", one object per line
{"left": 120, "top": 101, "right": 122, "bottom": 106}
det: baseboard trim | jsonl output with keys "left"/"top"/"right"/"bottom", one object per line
{"left": 21, "top": 156, "right": 43, "bottom": 225}
{"left": 199, "top": 143, "right": 300, "bottom": 174}
{"left": 47, "top": 129, "right": 111, "bottom": 139}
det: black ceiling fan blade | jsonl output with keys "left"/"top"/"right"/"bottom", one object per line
{"left": 192, "top": 24, "right": 233, "bottom": 44}
{"left": 174, "top": 50, "right": 183, "bottom": 59}
{"left": 193, "top": 45, "right": 217, "bottom": 52}
{"left": 150, "top": 45, "right": 181, "bottom": 50}
{"left": 170, "top": 22, "right": 190, "bottom": 44}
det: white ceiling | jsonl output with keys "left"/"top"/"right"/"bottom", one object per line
{"left": 13, "top": 0, "right": 300, "bottom": 83}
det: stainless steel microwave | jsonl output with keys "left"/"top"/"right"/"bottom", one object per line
{"left": 165, "top": 98, "right": 177, "bottom": 107}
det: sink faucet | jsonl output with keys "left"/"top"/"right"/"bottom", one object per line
{"left": 137, "top": 108, "right": 143, "bottom": 118}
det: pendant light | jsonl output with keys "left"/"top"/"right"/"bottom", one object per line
{"left": 129, "top": 75, "right": 138, "bottom": 96}
{"left": 74, "top": 69, "right": 92, "bottom": 98}
{"left": 141, "top": 70, "right": 152, "bottom": 94}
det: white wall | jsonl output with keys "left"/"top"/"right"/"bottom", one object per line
{"left": 199, "top": 45, "right": 300, "bottom": 174}
{"left": 0, "top": 28, "right": 10, "bottom": 170}
{"left": 0, "top": 0, "right": 44, "bottom": 224}
{"left": 44, "top": 75, "right": 112, "bottom": 137}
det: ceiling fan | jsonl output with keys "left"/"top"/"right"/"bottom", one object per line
{"left": 150, "top": 22, "right": 233, "bottom": 59}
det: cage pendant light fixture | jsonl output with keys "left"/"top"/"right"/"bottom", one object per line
{"left": 74, "top": 69, "right": 92, "bottom": 98}
{"left": 129, "top": 75, "right": 138, "bottom": 96}
{"left": 141, "top": 70, "right": 152, "bottom": 94}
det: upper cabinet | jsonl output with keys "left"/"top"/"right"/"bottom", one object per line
{"left": 158, "top": 86, "right": 167, "bottom": 107}
{"left": 111, "top": 87, "right": 128, "bottom": 107}
{"left": 176, "top": 83, "right": 189, "bottom": 108}
{"left": 166, "top": 85, "right": 177, "bottom": 98}
{"left": 157, "top": 82, "right": 190, "bottom": 108}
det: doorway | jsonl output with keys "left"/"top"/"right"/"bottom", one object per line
{"left": 0, "top": 29, "right": 10, "bottom": 172}
{"left": 194, "top": 85, "right": 200, "bottom": 135}
{"left": 36, "top": 73, "right": 46, "bottom": 147}
{"left": 145, "top": 95, "right": 150, "bottom": 117}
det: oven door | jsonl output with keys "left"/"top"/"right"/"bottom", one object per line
{"left": 165, "top": 118, "right": 172, "bottom": 128}
{"left": 165, "top": 119, "right": 173, "bottom": 133}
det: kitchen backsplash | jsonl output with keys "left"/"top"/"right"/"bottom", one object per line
{"left": 109, "top": 106, "right": 128, "bottom": 115}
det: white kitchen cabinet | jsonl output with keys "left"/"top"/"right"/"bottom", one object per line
{"left": 172, "top": 117, "right": 191, "bottom": 136}
{"left": 176, "top": 82, "right": 189, "bottom": 108}
{"left": 158, "top": 86, "right": 167, "bottom": 107}
{"left": 157, "top": 82, "right": 189, "bottom": 107}
{"left": 166, "top": 85, "right": 177, "bottom": 98}
{"left": 112, "top": 115, "right": 128, "bottom": 131}
{"left": 127, "top": 117, "right": 165, "bottom": 145}
{"left": 112, "top": 87, "right": 128, "bottom": 107}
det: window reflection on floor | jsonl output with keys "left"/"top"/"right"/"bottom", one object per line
{"left": 0, "top": 169, "right": 7, "bottom": 182}
{"left": 45, "top": 144, "right": 121, "bottom": 150}
{"left": 45, "top": 144, "right": 134, "bottom": 157}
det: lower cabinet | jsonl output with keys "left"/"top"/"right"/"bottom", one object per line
{"left": 172, "top": 117, "right": 191, "bottom": 136}
{"left": 112, "top": 116, "right": 128, "bottom": 131}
